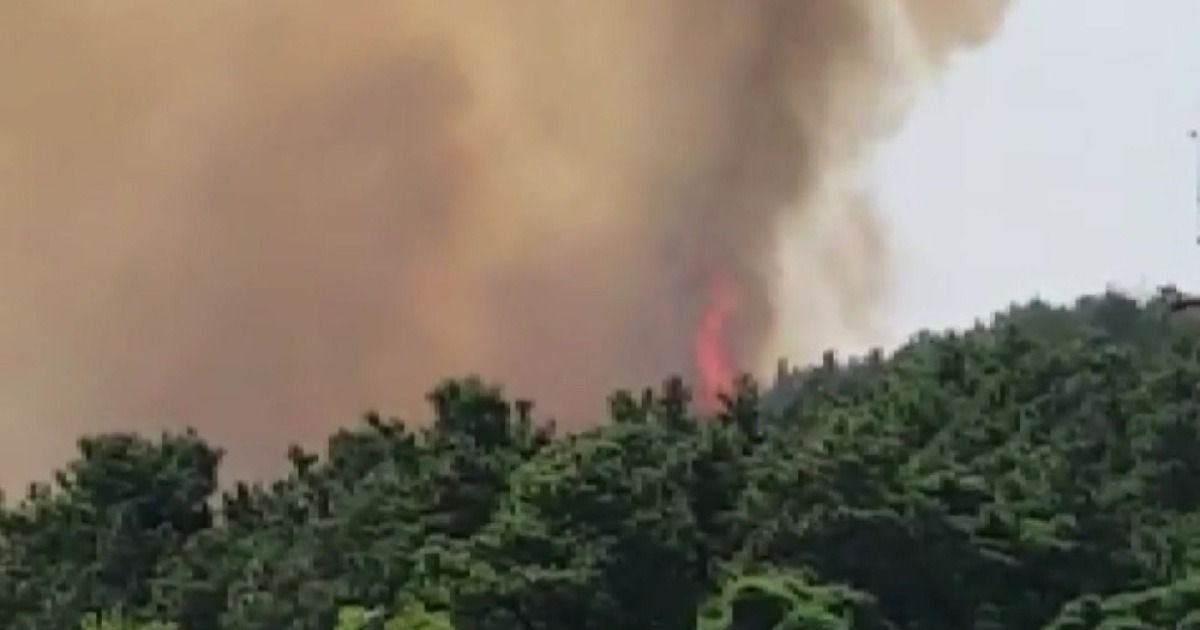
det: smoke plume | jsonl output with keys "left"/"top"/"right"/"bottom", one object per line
{"left": 0, "top": 0, "right": 1010, "bottom": 485}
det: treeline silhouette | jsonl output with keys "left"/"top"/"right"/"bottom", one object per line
{"left": 5, "top": 289, "right": 1200, "bottom": 629}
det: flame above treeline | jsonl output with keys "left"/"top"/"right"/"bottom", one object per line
{"left": 0, "top": 0, "right": 1011, "bottom": 485}
{"left": 694, "top": 273, "right": 739, "bottom": 408}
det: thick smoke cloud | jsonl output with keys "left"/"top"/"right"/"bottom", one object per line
{"left": 0, "top": 0, "right": 1009, "bottom": 485}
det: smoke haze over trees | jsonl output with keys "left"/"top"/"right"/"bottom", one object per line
{"left": 5, "top": 290, "right": 1200, "bottom": 629}
{"left": 0, "top": 0, "right": 1011, "bottom": 485}
{"left": 5, "top": 3, "right": 1193, "bottom": 629}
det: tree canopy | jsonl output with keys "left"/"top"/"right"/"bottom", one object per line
{"left": 5, "top": 288, "right": 1200, "bottom": 629}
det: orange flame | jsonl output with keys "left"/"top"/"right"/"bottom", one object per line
{"left": 694, "top": 272, "right": 738, "bottom": 410}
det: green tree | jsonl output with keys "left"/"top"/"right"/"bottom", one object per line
{"left": 697, "top": 570, "right": 889, "bottom": 630}
{"left": 7, "top": 289, "right": 1200, "bottom": 630}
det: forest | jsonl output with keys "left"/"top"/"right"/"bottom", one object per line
{"left": 5, "top": 288, "right": 1200, "bottom": 630}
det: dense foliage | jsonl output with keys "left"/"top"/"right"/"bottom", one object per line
{"left": 5, "top": 289, "right": 1200, "bottom": 629}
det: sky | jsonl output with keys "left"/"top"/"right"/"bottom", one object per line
{"left": 875, "top": 0, "right": 1200, "bottom": 346}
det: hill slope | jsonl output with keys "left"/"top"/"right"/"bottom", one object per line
{"left": 4, "top": 289, "right": 1200, "bottom": 630}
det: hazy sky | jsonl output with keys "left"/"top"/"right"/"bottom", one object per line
{"left": 875, "top": 0, "right": 1200, "bottom": 345}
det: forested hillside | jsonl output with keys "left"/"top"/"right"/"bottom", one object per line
{"left": 5, "top": 289, "right": 1200, "bottom": 630}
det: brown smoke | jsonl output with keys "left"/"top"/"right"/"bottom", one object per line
{"left": 0, "top": 0, "right": 1010, "bottom": 486}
